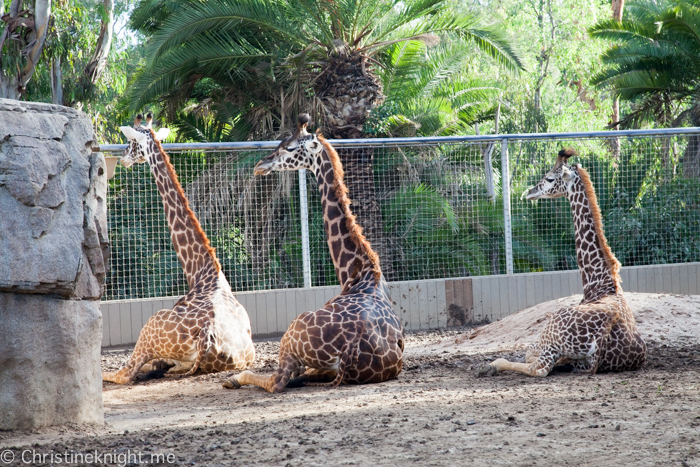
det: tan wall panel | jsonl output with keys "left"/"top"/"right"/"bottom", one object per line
{"left": 101, "top": 263, "right": 700, "bottom": 347}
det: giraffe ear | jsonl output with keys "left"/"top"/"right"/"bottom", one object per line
{"left": 154, "top": 128, "right": 171, "bottom": 142}
{"left": 562, "top": 166, "right": 573, "bottom": 181}
{"left": 305, "top": 134, "right": 323, "bottom": 154}
{"left": 120, "top": 126, "right": 147, "bottom": 142}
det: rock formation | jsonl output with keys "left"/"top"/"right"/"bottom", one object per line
{"left": 0, "top": 99, "right": 107, "bottom": 429}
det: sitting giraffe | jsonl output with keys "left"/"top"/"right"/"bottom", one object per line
{"left": 103, "top": 114, "right": 255, "bottom": 384}
{"left": 223, "top": 114, "right": 404, "bottom": 393}
{"left": 479, "top": 149, "right": 646, "bottom": 377}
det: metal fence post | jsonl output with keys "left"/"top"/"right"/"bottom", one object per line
{"left": 299, "top": 169, "right": 312, "bottom": 288}
{"left": 501, "top": 139, "right": 514, "bottom": 275}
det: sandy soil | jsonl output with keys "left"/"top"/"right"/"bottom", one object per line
{"left": 1, "top": 293, "right": 699, "bottom": 466}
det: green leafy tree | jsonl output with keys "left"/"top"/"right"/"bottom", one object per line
{"left": 126, "top": 0, "right": 523, "bottom": 280}
{"left": 1, "top": 0, "right": 138, "bottom": 143}
{"left": 368, "top": 39, "right": 501, "bottom": 137}
{"left": 455, "top": 0, "right": 614, "bottom": 136}
{"left": 0, "top": 0, "right": 51, "bottom": 99}
{"left": 589, "top": 0, "right": 700, "bottom": 176}
{"left": 127, "top": 0, "right": 523, "bottom": 136}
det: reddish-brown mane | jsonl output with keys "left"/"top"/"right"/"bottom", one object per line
{"left": 150, "top": 129, "right": 221, "bottom": 273}
{"left": 577, "top": 167, "right": 621, "bottom": 290}
{"left": 318, "top": 134, "right": 382, "bottom": 283}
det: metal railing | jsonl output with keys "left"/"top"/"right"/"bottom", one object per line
{"left": 101, "top": 127, "right": 700, "bottom": 301}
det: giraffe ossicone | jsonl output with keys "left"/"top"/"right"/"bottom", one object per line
{"left": 103, "top": 113, "right": 255, "bottom": 384}
{"left": 478, "top": 148, "right": 646, "bottom": 378}
{"left": 222, "top": 114, "right": 403, "bottom": 393}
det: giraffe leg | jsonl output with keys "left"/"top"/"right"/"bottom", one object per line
{"left": 103, "top": 338, "right": 155, "bottom": 384}
{"left": 167, "top": 331, "right": 207, "bottom": 379}
{"left": 223, "top": 335, "right": 300, "bottom": 393}
{"left": 287, "top": 369, "right": 338, "bottom": 387}
{"left": 478, "top": 352, "right": 557, "bottom": 378}
{"left": 140, "top": 359, "right": 177, "bottom": 373}
{"left": 224, "top": 353, "right": 300, "bottom": 393}
{"left": 300, "top": 323, "right": 364, "bottom": 388}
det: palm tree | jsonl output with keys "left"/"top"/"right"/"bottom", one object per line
{"left": 589, "top": 0, "right": 700, "bottom": 176}
{"left": 127, "top": 0, "right": 523, "bottom": 133}
{"left": 127, "top": 0, "right": 524, "bottom": 280}
{"left": 373, "top": 39, "right": 501, "bottom": 137}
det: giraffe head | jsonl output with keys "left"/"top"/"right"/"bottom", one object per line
{"left": 119, "top": 113, "right": 170, "bottom": 168}
{"left": 254, "top": 114, "right": 324, "bottom": 175}
{"left": 525, "top": 148, "right": 579, "bottom": 200}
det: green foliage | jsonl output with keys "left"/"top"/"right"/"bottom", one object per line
{"left": 589, "top": 0, "right": 700, "bottom": 128}
{"left": 455, "top": 0, "right": 613, "bottom": 135}
{"left": 101, "top": 0, "right": 700, "bottom": 300}
{"left": 125, "top": 0, "right": 523, "bottom": 137}
{"left": 15, "top": 0, "right": 142, "bottom": 143}
{"left": 369, "top": 39, "right": 502, "bottom": 136}
{"left": 382, "top": 183, "right": 488, "bottom": 279}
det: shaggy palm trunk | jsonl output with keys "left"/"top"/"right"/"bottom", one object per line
{"left": 315, "top": 49, "right": 395, "bottom": 280}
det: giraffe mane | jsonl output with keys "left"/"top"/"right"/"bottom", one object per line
{"left": 576, "top": 166, "right": 621, "bottom": 290}
{"left": 150, "top": 129, "right": 221, "bottom": 273}
{"left": 318, "top": 135, "right": 382, "bottom": 282}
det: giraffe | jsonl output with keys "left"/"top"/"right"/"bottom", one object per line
{"left": 478, "top": 149, "right": 646, "bottom": 377}
{"left": 222, "top": 114, "right": 404, "bottom": 393}
{"left": 102, "top": 113, "right": 255, "bottom": 384}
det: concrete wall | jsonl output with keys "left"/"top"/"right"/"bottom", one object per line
{"left": 101, "top": 262, "right": 700, "bottom": 347}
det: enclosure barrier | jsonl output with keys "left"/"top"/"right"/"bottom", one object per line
{"left": 101, "top": 262, "right": 700, "bottom": 346}
{"left": 100, "top": 127, "right": 700, "bottom": 344}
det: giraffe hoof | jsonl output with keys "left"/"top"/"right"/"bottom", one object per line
{"left": 222, "top": 377, "right": 241, "bottom": 390}
{"left": 477, "top": 363, "right": 498, "bottom": 377}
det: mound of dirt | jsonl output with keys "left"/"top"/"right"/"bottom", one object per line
{"left": 417, "top": 292, "right": 700, "bottom": 356}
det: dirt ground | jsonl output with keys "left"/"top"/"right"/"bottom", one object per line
{"left": 1, "top": 293, "right": 699, "bottom": 467}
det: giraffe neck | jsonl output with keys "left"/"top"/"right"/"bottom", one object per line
{"left": 567, "top": 168, "right": 620, "bottom": 302}
{"left": 311, "top": 138, "right": 381, "bottom": 289}
{"left": 145, "top": 132, "right": 221, "bottom": 289}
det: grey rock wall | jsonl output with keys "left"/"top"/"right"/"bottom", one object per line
{"left": 0, "top": 99, "right": 108, "bottom": 299}
{"left": 0, "top": 99, "right": 106, "bottom": 429}
{"left": 0, "top": 294, "right": 103, "bottom": 429}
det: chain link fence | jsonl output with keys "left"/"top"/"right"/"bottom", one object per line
{"left": 103, "top": 129, "right": 700, "bottom": 301}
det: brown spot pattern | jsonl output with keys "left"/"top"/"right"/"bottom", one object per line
{"left": 482, "top": 155, "right": 646, "bottom": 378}
{"left": 233, "top": 117, "right": 403, "bottom": 393}
{"left": 103, "top": 123, "right": 255, "bottom": 385}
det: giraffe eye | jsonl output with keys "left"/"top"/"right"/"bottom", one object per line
{"left": 546, "top": 177, "right": 555, "bottom": 183}
{"left": 286, "top": 146, "right": 295, "bottom": 152}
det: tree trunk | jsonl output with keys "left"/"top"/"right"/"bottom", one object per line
{"left": 315, "top": 48, "right": 396, "bottom": 280}
{"left": 84, "top": 0, "right": 113, "bottom": 84}
{"left": 0, "top": 0, "right": 23, "bottom": 98}
{"left": 0, "top": 74, "right": 20, "bottom": 99}
{"left": 0, "top": 0, "right": 50, "bottom": 98}
{"left": 683, "top": 136, "right": 700, "bottom": 178}
{"left": 51, "top": 56, "right": 62, "bottom": 105}
{"left": 612, "top": 0, "right": 624, "bottom": 20}
{"left": 19, "top": 0, "right": 51, "bottom": 89}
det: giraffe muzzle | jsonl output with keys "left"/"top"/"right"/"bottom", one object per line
{"left": 525, "top": 189, "right": 539, "bottom": 200}
{"left": 254, "top": 160, "right": 273, "bottom": 176}
{"left": 120, "top": 156, "right": 134, "bottom": 169}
